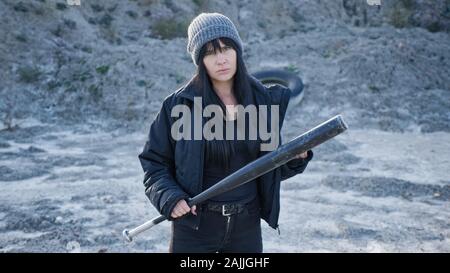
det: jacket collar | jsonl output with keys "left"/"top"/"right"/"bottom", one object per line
{"left": 174, "top": 76, "right": 198, "bottom": 102}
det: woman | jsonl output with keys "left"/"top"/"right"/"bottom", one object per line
{"left": 139, "top": 13, "right": 313, "bottom": 253}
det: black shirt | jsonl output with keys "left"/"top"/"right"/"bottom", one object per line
{"left": 203, "top": 119, "right": 259, "bottom": 204}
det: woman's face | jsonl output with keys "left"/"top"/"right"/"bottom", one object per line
{"left": 202, "top": 39, "right": 237, "bottom": 84}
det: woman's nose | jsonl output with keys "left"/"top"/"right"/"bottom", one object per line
{"left": 216, "top": 52, "right": 227, "bottom": 64}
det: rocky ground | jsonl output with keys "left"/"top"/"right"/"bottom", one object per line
{"left": 0, "top": 117, "right": 449, "bottom": 253}
{"left": 0, "top": 0, "right": 449, "bottom": 252}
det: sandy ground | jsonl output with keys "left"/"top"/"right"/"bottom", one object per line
{"left": 0, "top": 116, "right": 448, "bottom": 253}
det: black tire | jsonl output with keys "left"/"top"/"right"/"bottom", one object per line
{"left": 252, "top": 69, "right": 304, "bottom": 106}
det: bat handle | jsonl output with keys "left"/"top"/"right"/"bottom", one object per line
{"left": 122, "top": 215, "right": 167, "bottom": 242}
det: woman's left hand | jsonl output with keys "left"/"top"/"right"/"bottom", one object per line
{"left": 294, "top": 151, "right": 308, "bottom": 159}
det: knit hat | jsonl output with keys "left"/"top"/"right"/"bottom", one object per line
{"left": 187, "top": 13, "right": 243, "bottom": 66}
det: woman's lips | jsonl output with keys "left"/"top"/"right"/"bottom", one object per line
{"left": 217, "top": 68, "right": 230, "bottom": 74}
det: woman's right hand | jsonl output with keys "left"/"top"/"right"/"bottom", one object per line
{"left": 171, "top": 199, "right": 197, "bottom": 218}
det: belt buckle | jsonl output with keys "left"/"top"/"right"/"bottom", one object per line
{"left": 222, "top": 205, "right": 232, "bottom": 216}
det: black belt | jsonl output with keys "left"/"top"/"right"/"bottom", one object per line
{"left": 203, "top": 203, "right": 247, "bottom": 216}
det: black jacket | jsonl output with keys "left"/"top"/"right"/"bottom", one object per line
{"left": 138, "top": 75, "right": 313, "bottom": 230}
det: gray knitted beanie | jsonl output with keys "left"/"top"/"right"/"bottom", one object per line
{"left": 187, "top": 13, "right": 243, "bottom": 66}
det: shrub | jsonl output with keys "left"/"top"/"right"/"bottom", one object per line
{"left": 152, "top": 18, "right": 189, "bottom": 39}
{"left": 13, "top": 2, "right": 28, "bottom": 12}
{"left": 91, "top": 4, "right": 104, "bottom": 12}
{"left": 95, "top": 65, "right": 110, "bottom": 75}
{"left": 389, "top": 1, "right": 413, "bottom": 28}
{"left": 284, "top": 64, "right": 299, "bottom": 73}
{"left": 55, "top": 2, "right": 67, "bottom": 10}
{"left": 17, "top": 66, "right": 41, "bottom": 83}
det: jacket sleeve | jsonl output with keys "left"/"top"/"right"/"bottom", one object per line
{"left": 138, "top": 97, "right": 189, "bottom": 220}
{"left": 280, "top": 150, "right": 313, "bottom": 181}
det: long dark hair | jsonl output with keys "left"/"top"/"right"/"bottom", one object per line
{"left": 192, "top": 37, "right": 254, "bottom": 168}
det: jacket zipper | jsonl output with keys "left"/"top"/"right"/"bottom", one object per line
{"left": 195, "top": 110, "right": 205, "bottom": 231}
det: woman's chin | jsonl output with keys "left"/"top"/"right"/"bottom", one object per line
{"left": 214, "top": 74, "right": 234, "bottom": 82}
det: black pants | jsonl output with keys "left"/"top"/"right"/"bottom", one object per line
{"left": 169, "top": 198, "right": 263, "bottom": 253}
